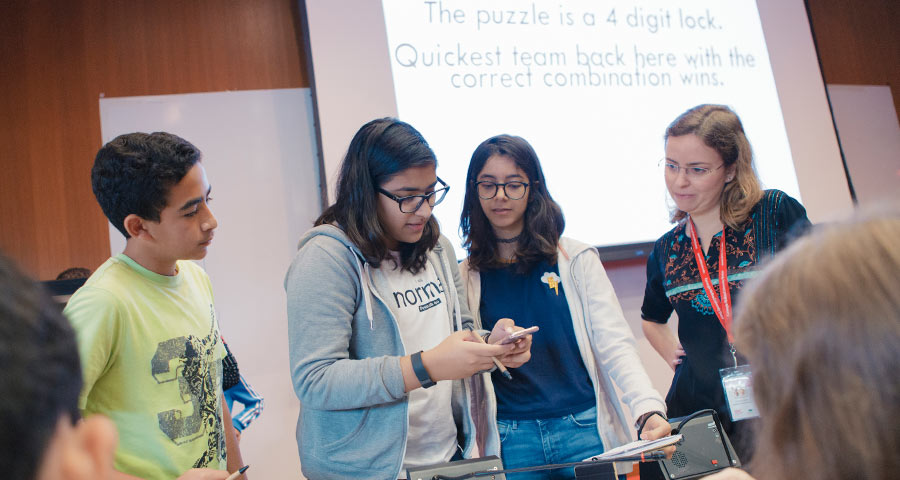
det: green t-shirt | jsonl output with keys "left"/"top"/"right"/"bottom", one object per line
{"left": 64, "top": 254, "right": 228, "bottom": 479}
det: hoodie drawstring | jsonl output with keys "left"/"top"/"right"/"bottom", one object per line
{"left": 353, "top": 254, "right": 375, "bottom": 329}
{"left": 438, "top": 251, "right": 465, "bottom": 332}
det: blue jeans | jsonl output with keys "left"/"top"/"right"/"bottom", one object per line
{"left": 498, "top": 406, "right": 608, "bottom": 480}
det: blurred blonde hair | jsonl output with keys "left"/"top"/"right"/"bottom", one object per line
{"left": 665, "top": 104, "right": 763, "bottom": 229}
{"left": 735, "top": 210, "right": 900, "bottom": 480}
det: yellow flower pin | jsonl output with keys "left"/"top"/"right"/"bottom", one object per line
{"left": 540, "top": 272, "right": 561, "bottom": 296}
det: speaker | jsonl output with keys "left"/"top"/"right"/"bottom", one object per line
{"left": 642, "top": 412, "right": 741, "bottom": 480}
{"left": 406, "top": 455, "right": 505, "bottom": 480}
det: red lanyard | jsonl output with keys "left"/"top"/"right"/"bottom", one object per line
{"left": 688, "top": 218, "right": 733, "bottom": 343}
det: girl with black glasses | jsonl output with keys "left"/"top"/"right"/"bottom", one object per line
{"left": 285, "top": 118, "right": 531, "bottom": 479}
{"left": 459, "top": 134, "right": 671, "bottom": 479}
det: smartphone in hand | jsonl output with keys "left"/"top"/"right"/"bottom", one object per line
{"left": 498, "top": 326, "right": 539, "bottom": 345}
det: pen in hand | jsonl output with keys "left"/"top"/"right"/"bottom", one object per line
{"left": 225, "top": 465, "right": 250, "bottom": 480}
{"left": 468, "top": 329, "right": 513, "bottom": 380}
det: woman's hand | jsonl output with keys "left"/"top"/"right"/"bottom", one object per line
{"left": 486, "top": 318, "right": 532, "bottom": 368}
{"left": 421, "top": 330, "right": 513, "bottom": 381}
{"left": 640, "top": 414, "right": 676, "bottom": 458}
{"left": 668, "top": 342, "right": 686, "bottom": 369}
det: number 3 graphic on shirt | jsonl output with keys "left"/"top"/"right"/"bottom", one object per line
{"left": 152, "top": 336, "right": 203, "bottom": 443}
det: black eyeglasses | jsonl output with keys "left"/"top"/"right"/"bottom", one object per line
{"left": 474, "top": 180, "right": 530, "bottom": 200}
{"left": 377, "top": 177, "right": 450, "bottom": 213}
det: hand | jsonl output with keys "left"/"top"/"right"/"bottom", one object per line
{"left": 640, "top": 414, "right": 675, "bottom": 458}
{"left": 702, "top": 468, "right": 756, "bottom": 479}
{"left": 176, "top": 468, "right": 231, "bottom": 480}
{"left": 487, "top": 318, "right": 532, "bottom": 368}
{"left": 668, "top": 342, "right": 686, "bottom": 370}
{"left": 422, "top": 330, "right": 513, "bottom": 381}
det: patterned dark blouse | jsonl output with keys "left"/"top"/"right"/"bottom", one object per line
{"left": 641, "top": 189, "right": 810, "bottom": 453}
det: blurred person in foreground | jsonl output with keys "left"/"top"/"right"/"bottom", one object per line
{"left": 706, "top": 210, "right": 900, "bottom": 480}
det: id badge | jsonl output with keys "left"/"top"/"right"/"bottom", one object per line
{"left": 719, "top": 365, "right": 759, "bottom": 421}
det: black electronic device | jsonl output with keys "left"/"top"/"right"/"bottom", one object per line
{"left": 407, "top": 455, "right": 505, "bottom": 480}
{"left": 573, "top": 461, "right": 616, "bottom": 479}
{"left": 407, "top": 451, "right": 665, "bottom": 480}
{"left": 642, "top": 411, "right": 741, "bottom": 480}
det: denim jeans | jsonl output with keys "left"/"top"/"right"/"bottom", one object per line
{"left": 498, "top": 406, "right": 608, "bottom": 480}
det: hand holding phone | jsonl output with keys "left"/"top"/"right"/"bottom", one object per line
{"left": 498, "top": 326, "right": 539, "bottom": 345}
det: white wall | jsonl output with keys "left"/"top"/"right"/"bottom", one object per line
{"left": 756, "top": 0, "right": 854, "bottom": 222}
{"left": 303, "top": 1, "right": 398, "bottom": 204}
{"left": 827, "top": 84, "right": 900, "bottom": 207}
{"left": 606, "top": 263, "right": 677, "bottom": 424}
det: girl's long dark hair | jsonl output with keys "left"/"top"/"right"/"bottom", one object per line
{"left": 316, "top": 118, "right": 440, "bottom": 273}
{"left": 460, "top": 134, "right": 564, "bottom": 272}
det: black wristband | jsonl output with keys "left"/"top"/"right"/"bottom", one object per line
{"left": 410, "top": 351, "right": 436, "bottom": 389}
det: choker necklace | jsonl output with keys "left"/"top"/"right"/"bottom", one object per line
{"left": 496, "top": 234, "right": 521, "bottom": 244}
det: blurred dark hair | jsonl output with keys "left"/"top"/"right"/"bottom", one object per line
{"left": 460, "top": 134, "right": 564, "bottom": 272}
{"left": 92, "top": 132, "right": 202, "bottom": 238}
{"left": 316, "top": 118, "right": 440, "bottom": 273}
{"left": 56, "top": 267, "right": 92, "bottom": 280}
{"left": 0, "top": 253, "right": 83, "bottom": 480}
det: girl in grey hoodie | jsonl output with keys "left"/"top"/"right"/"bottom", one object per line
{"left": 285, "top": 118, "right": 532, "bottom": 479}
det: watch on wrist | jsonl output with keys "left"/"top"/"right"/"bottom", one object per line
{"left": 410, "top": 351, "right": 436, "bottom": 389}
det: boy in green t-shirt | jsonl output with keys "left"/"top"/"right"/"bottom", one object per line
{"left": 64, "top": 132, "right": 245, "bottom": 480}
{"left": 0, "top": 252, "right": 118, "bottom": 480}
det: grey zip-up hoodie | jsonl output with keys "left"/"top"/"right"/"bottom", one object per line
{"left": 285, "top": 224, "right": 500, "bottom": 479}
